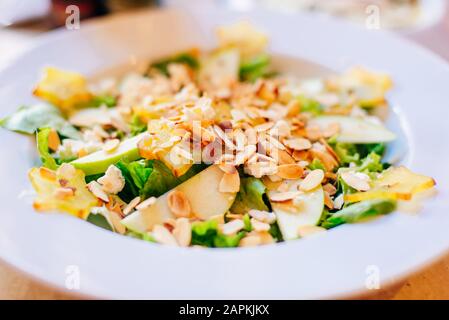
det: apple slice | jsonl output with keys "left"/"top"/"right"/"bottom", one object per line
{"left": 71, "top": 132, "right": 148, "bottom": 175}
{"left": 309, "top": 115, "right": 396, "bottom": 144}
{"left": 198, "top": 48, "right": 240, "bottom": 91}
{"left": 345, "top": 166, "right": 435, "bottom": 203}
{"left": 270, "top": 185, "right": 324, "bottom": 241}
{"left": 121, "top": 165, "right": 237, "bottom": 233}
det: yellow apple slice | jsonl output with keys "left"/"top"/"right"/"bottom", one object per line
{"left": 121, "top": 165, "right": 237, "bottom": 233}
{"left": 345, "top": 166, "right": 436, "bottom": 203}
{"left": 270, "top": 185, "right": 324, "bottom": 241}
{"left": 309, "top": 115, "right": 396, "bottom": 144}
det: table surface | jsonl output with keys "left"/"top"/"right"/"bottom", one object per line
{"left": 1, "top": 9, "right": 449, "bottom": 300}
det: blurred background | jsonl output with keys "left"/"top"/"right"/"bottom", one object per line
{"left": 0, "top": 0, "right": 448, "bottom": 65}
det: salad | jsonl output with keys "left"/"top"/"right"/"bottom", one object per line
{"left": 0, "top": 23, "right": 435, "bottom": 248}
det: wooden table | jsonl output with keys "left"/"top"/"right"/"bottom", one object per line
{"left": 1, "top": 11, "right": 448, "bottom": 300}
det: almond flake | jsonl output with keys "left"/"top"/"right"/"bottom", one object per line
{"left": 219, "top": 171, "right": 240, "bottom": 193}
{"left": 340, "top": 171, "right": 371, "bottom": 191}
{"left": 47, "top": 129, "right": 61, "bottom": 152}
{"left": 233, "top": 129, "right": 247, "bottom": 151}
{"left": 234, "top": 145, "right": 257, "bottom": 165}
{"left": 56, "top": 163, "right": 76, "bottom": 180}
{"left": 322, "top": 122, "right": 340, "bottom": 138}
{"left": 103, "top": 139, "right": 120, "bottom": 153}
{"left": 277, "top": 164, "right": 304, "bottom": 180}
{"left": 123, "top": 196, "right": 141, "bottom": 215}
{"left": 244, "top": 161, "right": 278, "bottom": 178}
{"left": 172, "top": 218, "right": 192, "bottom": 247}
{"left": 283, "top": 138, "right": 312, "bottom": 151}
{"left": 167, "top": 190, "right": 191, "bottom": 218}
{"left": 109, "top": 210, "right": 126, "bottom": 235}
{"left": 299, "top": 169, "right": 324, "bottom": 192}
{"left": 213, "top": 125, "right": 236, "bottom": 150}
{"left": 268, "top": 191, "right": 301, "bottom": 202}
{"left": 323, "top": 183, "right": 337, "bottom": 196}
{"left": 254, "top": 121, "right": 274, "bottom": 132}
{"left": 53, "top": 187, "right": 75, "bottom": 200}
{"left": 251, "top": 218, "right": 270, "bottom": 232}
{"left": 248, "top": 209, "right": 276, "bottom": 224}
{"left": 220, "top": 219, "right": 244, "bottom": 235}
{"left": 297, "top": 225, "right": 326, "bottom": 238}
{"left": 324, "top": 192, "right": 334, "bottom": 209}
{"left": 239, "top": 235, "right": 262, "bottom": 247}
{"left": 305, "top": 125, "right": 322, "bottom": 141}
{"left": 333, "top": 194, "right": 344, "bottom": 209}
{"left": 88, "top": 181, "right": 109, "bottom": 202}
{"left": 152, "top": 225, "right": 178, "bottom": 246}
{"left": 98, "top": 165, "right": 125, "bottom": 194}
{"left": 136, "top": 197, "right": 156, "bottom": 210}
{"left": 245, "top": 127, "right": 258, "bottom": 145}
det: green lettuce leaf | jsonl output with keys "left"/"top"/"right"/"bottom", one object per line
{"left": 36, "top": 128, "right": 59, "bottom": 170}
{"left": 130, "top": 114, "right": 147, "bottom": 137}
{"left": 149, "top": 52, "right": 199, "bottom": 76}
{"left": 230, "top": 177, "right": 269, "bottom": 214}
{"left": 191, "top": 219, "right": 246, "bottom": 248}
{"left": 86, "top": 212, "right": 112, "bottom": 231}
{"left": 321, "top": 199, "right": 397, "bottom": 229}
{"left": 0, "top": 104, "right": 81, "bottom": 139}
{"left": 239, "top": 54, "right": 271, "bottom": 82}
{"left": 297, "top": 96, "right": 323, "bottom": 115}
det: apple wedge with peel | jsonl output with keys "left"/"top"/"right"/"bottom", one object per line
{"left": 71, "top": 133, "right": 148, "bottom": 175}
{"left": 344, "top": 166, "right": 436, "bottom": 203}
{"left": 270, "top": 185, "right": 324, "bottom": 241}
{"left": 121, "top": 165, "right": 237, "bottom": 233}
{"left": 309, "top": 115, "right": 396, "bottom": 144}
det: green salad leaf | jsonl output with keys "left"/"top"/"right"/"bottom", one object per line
{"left": 321, "top": 199, "right": 397, "bottom": 229}
{"left": 86, "top": 212, "right": 113, "bottom": 231}
{"left": 0, "top": 104, "right": 81, "bottom": 139}
{"left": 36, "top": 128, "right": 59, "bottom": 170}
{"left": 89, "top": 95, "right": 117, "bottom": 108}
{"left": 129, "top": 114, "right": 147, "bottom": 137}
{"left": 149, "top": 52, "right": 199, "bottom": 76}
{"left": 191, "top": 219, "right": 246, "bottom": 248}
{"left": 231, "top": 177, "right": 270, "bottom": 214}
{"left": 239, "top": 54, "right": 271, "bottom": 82}
{"left": 297, "top": 95, "right": 323, "bottom": 115}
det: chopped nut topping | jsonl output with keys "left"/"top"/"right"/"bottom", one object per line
{"left": 341, "top": 171, "right": 371, "bottom": 191}
{"left": 87, "top": 181, "right": 109, "bottom": 202}
{"left": 251, "top": 218, "right": 270, "bottom": 232}
{"left": 136, "top": 197, "right": 156, "bottom": 210}
{"left": 283, "top": 137, "right": 312, "bottom": 151}
{"left": 268, "top": 191, "right": 301, "bottom": 202}
{"left": 98, "top": 165, "right": 125, "bottom": 194}
{"left": 299, "top": 169, "right": 324, "bottom": 191}
{"left": 167, "top": 190, "right": 191, "bottom": 218}
{"left": 239, "top": 235, "right": 262, "bottom": 247}
{"left": 220, "top": 219, "right": 244, "bottom": 235}
{"left": 172, "top": 218, "right": 192, "bottom": 247}
{"left": 123, "top": 196, "right": 141, "bottom": 215}
{"left": 276, "top": 164, "right": 304, "bottom": 180}
{"left": 248, "top": 209, "right": 277, "bottom": 224}
{"left": 152, "top": 225, "right": 178, "bottom": 246}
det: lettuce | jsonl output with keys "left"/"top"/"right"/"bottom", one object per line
{"left": 89, "top": 95, "right": 117, "bottom": 108}
{"left": 129, "top": 114, "right": 147, "bottom": 137}
{"left": 358, "top": 152, "right": 383, "bottom": 173}
{"left": 86, "top": 212, "right": 112, "bottom": 231}
{"left": 126, "top": 230, "right": 156, "bottom": 243}
{"left": 321, "top": 199, "right": 396, "bottom": 229}
{"left": 297, "top": 96, "right": 323, "bottom": 115}
{"left": 191, "top": 219, "right": 246, "bottom": 248}
{"left": 149, "top": 52, "right": 199, "bottom": 76}
{"left": 308, "top": 158, "right": 326, "bottom": 171}
{"left": 230, "top": 177, "right": 270, "bottom": 214}
{"left": 0, "top": 104, "right": 81, "bottom": 139}
{"left": 239, "top": 54, "right": 271, "bottom": 82}
{"left": 333, "top": 143, "right": 360, "bottom": 165}
{"left": 36, "top": 128, "right": 59, "bottom": 170}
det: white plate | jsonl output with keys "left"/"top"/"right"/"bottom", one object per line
{"left": 1, "top": 8, "right": 449, "bottom": 299}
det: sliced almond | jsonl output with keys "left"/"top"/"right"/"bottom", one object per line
{"left": 87, "top": 181, "right": 109, "bottom": 202}
{"left": 277, "top": 164, "right": 304, "bottom": 180}
{"left": 248, "top": 209, "right": 276, "bottom": 224}
{"left": 103, "top": 139, "right": 120, "bottom": 153}
{"left": 251, "top": 218, "right": 270, "bottom": 232}
{"left": 152, "top": 225, "right": 178, "bottom": 246}
{"left": 136, "top": 196, "right": 156, "bottom": 210}
{"left": 213, "top": 125, "right": 236, "bottom": 150}
{"left": 239, "top": 235, "right": 262, "bottom": 247}
{"left": 219, "top": 171, "right": 240, "bottom": 193}
{"left": 47, "top": 129, "right": 61, "bottom": 152}
{"left": 268, "top": 191, "right": 301, "bottom": 202}
{"left": 167, "top": 190, "right": 191, "bottom": 218}
{"left": 234, "top": 144, "right": 257, "bottom": 166}
{"left": 109, "top": 210, "right": 126, "bottom": 235}
{"left": 220, "top": 219, "right": 244, "bottom": 235}
{"left": 299, "top": 169, "right": 324, "bottom": 192}
{"left": 283, "top": 138, "right": 312, "bottom": 151}
{"left": 254, "top": 121, "right": 274, "bottom": 132}
{"left": 297, "top": 225, "right": 326, "bottom": 238}
{"left": 340, "top": 171, "right": 371, "bottom": 191}
{"left": 244, "top": 161, "right": 278, "bottom": 178}
{"left": 123, "top": 196, "right": 141, "bottom": 215}
{"left": 305, "top": 125, "right": 322, "bottom": 141}
{"left": 172, "top": 218, "right": 192, "bottom": 247}
{"left": 233, "top": 129, "right": 247, "bottom": 151}
{"left": 56, "top": 163, "right": 76, "bottom": 180}
{"left": 245, "top": 127, "right": 258, "bottom": 145}
{"left": 333, "top": 194, "right": 344, "bottom": 209}
{"left": 322, "top": 122, "right": 340, "bottom": 138}
{"left": 323, "top": 183, "right": 337, "bottom": 196}
{"left": 53, "top": 187, "right": 75, "bottom": 200}
{"left": 324, "top": 192, "right": 334, "bottom": 209}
